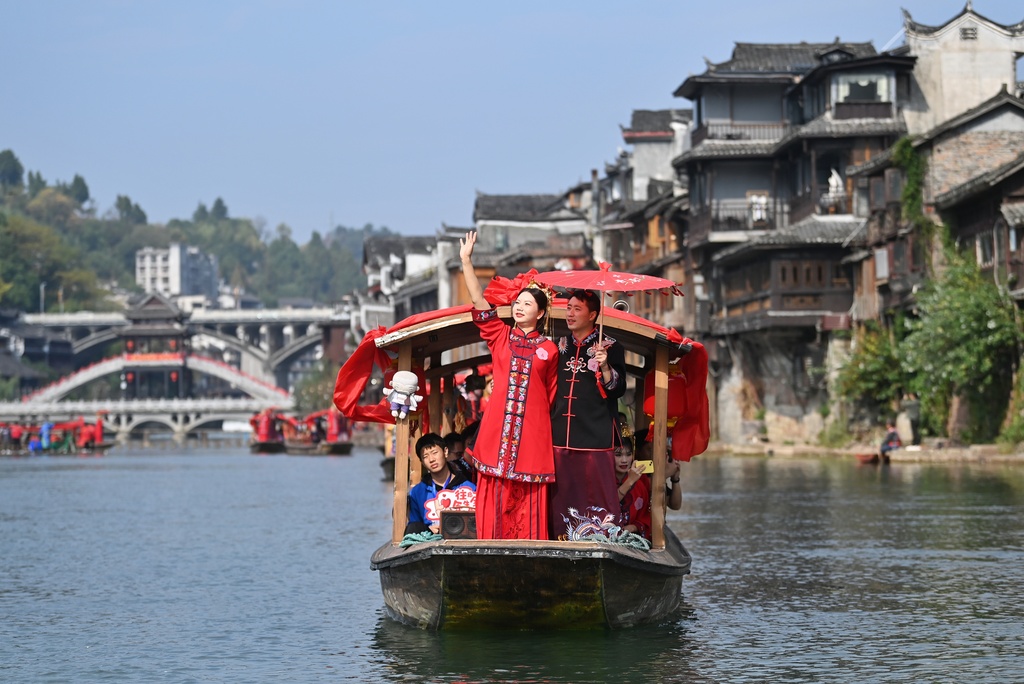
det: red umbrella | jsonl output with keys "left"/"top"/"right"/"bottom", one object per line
{"left": 534, "top": 262, "right": 681, "bottom": 341}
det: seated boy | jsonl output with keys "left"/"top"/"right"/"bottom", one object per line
{"left": 406, "top": 432, "right": 476, "bottom": 535}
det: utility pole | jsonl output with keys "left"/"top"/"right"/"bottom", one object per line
{"left": 39, "top": 282, "right": 46, "bottom": 314}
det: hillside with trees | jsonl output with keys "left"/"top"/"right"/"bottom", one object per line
{"left": 0, "top": 149, "right": 389, "bottom": 312}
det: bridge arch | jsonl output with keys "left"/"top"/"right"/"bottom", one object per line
{"left": 121, "top": 416, "right": 178, "bottom": 434}
{"left": 71, "top": 328, "right": 126, "bottom": 356}
{"left": 268, "top": 332, "right": 324, "bottom": 373}
{"left": 25, "top": 355, "right": 288, "bottom": 404}
{"left": 191, "top": 327, "right": 269, "bottom": 366}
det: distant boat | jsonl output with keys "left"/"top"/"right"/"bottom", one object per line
{"left": 249, "top": 408, "right": 287, "bottom": 454}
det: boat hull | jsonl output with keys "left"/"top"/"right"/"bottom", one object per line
{"left": 370, "top": 528, "right": 690, "bottom": 630}
{"left": 285, "top": 440, "right": 354, "bottom": 456}
{"left": 250, "top": 441, "right": 286, "bottom": 454}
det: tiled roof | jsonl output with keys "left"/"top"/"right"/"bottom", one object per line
{"left": 914, "top": 87, "right": 1024, "bottom": 146}
{"left": 473, "top": 193, "right": 564, "bottom": 222}
{"left": 934, "top": 151, "right": 1024, "bottom": 209}
{"left": 846, "top": 150, "right": 893, "bottom": 177}
{"left": 793, "top": 115, "right": 906, "bottom": 140}
{"left": 362, "top": 236, "right": 436, "bottom": 268}
{"left": 848, "top": 88, "right": 1024, "bottom": 178}
{"left": 1002, "top": 203, "right": 1024, "bottom": 227}
{"left": 713, "top": 215, "right": 866, "bottom": 263}
{"left": 622, "top": 109, "right": 691, "bottom": 138}
{"left": 675, "top": 139, "right": 776, "bottom": 163}
{"left": 710, "top": 42, "right": 876, "bottom": 73}
{"left": 0, "top": 351, "right": 44, "bottom": 379}
{"left": 902, "top": 7, "right": 1024, "bottom": 37}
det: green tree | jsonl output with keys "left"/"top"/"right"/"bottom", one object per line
{"left": 261, "top": 224, "right": 305, "bottom": 304}
{"left": 26, "top": 187, "right": 77, "bottom": 228}
{"left": 901, "top": 254, "right": 1021, "bottom": 442}
{"left": 115, "top": 195, "right": 147, "bottom": 225}
{"left": 0, "top": 149, "right": 24, "bottom": 189}
{"left": 301, "top": 231, "right": 334, "bottom": 301}
{"left": 67, "top": 174, "right": 90, "bottom": 205}
{"left": 0, "top": 213, "right": 100, "bottom": 311}
{"left": 192, "top": 202, "right": 209, "bottom": 223}
{"left": 27, "top": 170, "right": 46, "bottom": 199}
{"left": 210, "top": 197, "right": 228, "bottom": 221}
{"left": 837, "top": 321, "right": 906, "bottom": 414}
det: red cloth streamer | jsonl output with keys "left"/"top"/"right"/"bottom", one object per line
{"left": 669, "top": 339, "right": 710, "bottom": 462}
{"left": 332, "top": 304, "right": 476, "bottom": 426}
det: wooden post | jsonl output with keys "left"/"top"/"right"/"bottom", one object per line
{"left": 391, "top": 341, "right": 414, "bottom": 544}
{"left": 427, "top": 353, "right": 442, "bottom": 437}
{"left": 650, "top": 345, "right": 669, "bottom": 550}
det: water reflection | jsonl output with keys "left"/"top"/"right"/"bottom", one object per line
{"left": 370, "top": 607, "right": 704, "bottom": 684}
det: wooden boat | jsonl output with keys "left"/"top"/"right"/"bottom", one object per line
{"left": 249, "top": 408, "right": 287, "bottom": 454}
{"left": 855, "top": 452, "right": 890, "bottom": 465}
{"left": 334, "top": 295, "right": 710, "bottom": 630}
{"left": 1, "top": 412, "right": 114, "bottom": 456}
{"left": 304, "top": 408, "right": 354, "bottom": 455}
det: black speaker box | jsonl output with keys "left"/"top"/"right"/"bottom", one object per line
{"left": 440, "top": 510, "right": 477, "bottom": 539}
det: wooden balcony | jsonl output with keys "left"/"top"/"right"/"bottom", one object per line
{"left": 833, "top": 101, "right": 893, "bottom": 120}
{"left": 689, "top": 199, "right": 787, "bottom": 245}
{"left": 691, "top": 122, "right": 791, "bottom": 146}
{"left": 713, "top": 288, "right": 852, "bottom": 335}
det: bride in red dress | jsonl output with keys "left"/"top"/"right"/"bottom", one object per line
{"left": 459, "top": 231, "right": 559, "bottom": 539}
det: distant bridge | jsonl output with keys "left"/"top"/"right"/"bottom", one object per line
{"left": 0, "top": 397, "right": 290, "bottom": 443}
{"left": 24, "top": 307, "right": 351, "bottom": 388}
{"left": 22, "top": 353, "right": 289, "bottom": 404}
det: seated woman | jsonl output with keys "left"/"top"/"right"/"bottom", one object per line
{"left": 614, "top": 438, "right": 652, "bottom": 541}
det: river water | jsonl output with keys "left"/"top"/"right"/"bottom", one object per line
{"left": 1, "top": 445, "right": 1021, "bottom": 683}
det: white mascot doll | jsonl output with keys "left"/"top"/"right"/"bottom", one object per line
{"left": 384, "top": 370, "right": 423, "bottom": 420}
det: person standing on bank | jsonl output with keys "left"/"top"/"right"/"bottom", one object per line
{"left": 459, "top": 231, "right": 559, "bottom": 539}
{"left": 549, "top": 289, "right": 628, "bottom": 539}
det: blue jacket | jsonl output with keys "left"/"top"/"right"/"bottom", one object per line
{"left": 405, "top": 471, "right": 476, "bottom": 535}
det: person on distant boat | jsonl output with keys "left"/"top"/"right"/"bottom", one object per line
{"left": 613, "top": 436, "right": 652, "bottom": 541}
{"left": 549, "top": 289, "right": 628, "bottom": 540}
{"left": 406, "top": 433, "right": 476, "bottom": 536}
{"left": 460, "top": 231, "right": 559, "bottom": 540}
{"left": 880, "top": 420, "right": 901, "bottom": 459}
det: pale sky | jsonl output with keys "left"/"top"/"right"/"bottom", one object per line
{"left": 3, "top": 1, "right": 1022, "bottom": 243}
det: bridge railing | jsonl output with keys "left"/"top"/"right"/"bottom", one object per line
{"left": 0, "top": 396, "right": 291, "bottom": 421}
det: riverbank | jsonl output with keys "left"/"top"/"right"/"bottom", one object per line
{"left": 705, "top": 441, "right": 1024, "bottom": 465}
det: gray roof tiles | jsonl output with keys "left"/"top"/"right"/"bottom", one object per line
{"left": 713, "top": 215, "right": 866, "bottom": 263}
{"left": 473, "top": 193, "right": 565, "bottom": 222}
{"left": 709, "top": 42, "right": 876, "bottom": 74}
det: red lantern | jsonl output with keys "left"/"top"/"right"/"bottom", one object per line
{"left": 170, "top": 371, "right": 178, "bottom": 382}
{"left": 126, "top": 340, "right": 135, "bottom": 351}
{"left": 642, "top": 365, "right": 688, "bottom": 428}
{"left": 126, "top": 372, "right": 134, "bottom": 382}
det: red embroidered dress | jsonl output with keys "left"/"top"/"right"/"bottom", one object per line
{"left": 467, "top": 308, "right": 558, "bottom": 539}
{"left": 549, "top": 330, "right": 627, "bottom": 539}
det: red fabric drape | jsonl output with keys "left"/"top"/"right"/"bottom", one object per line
{"left": 669, "top": 339, "right": 710, "bottom": 462}
{"left": 332, "top": 305, "right": 477, "bottom": 427}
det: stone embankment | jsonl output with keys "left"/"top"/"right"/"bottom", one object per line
{"left": 705, "top": 441, "right": 1024, "bottom": 465}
